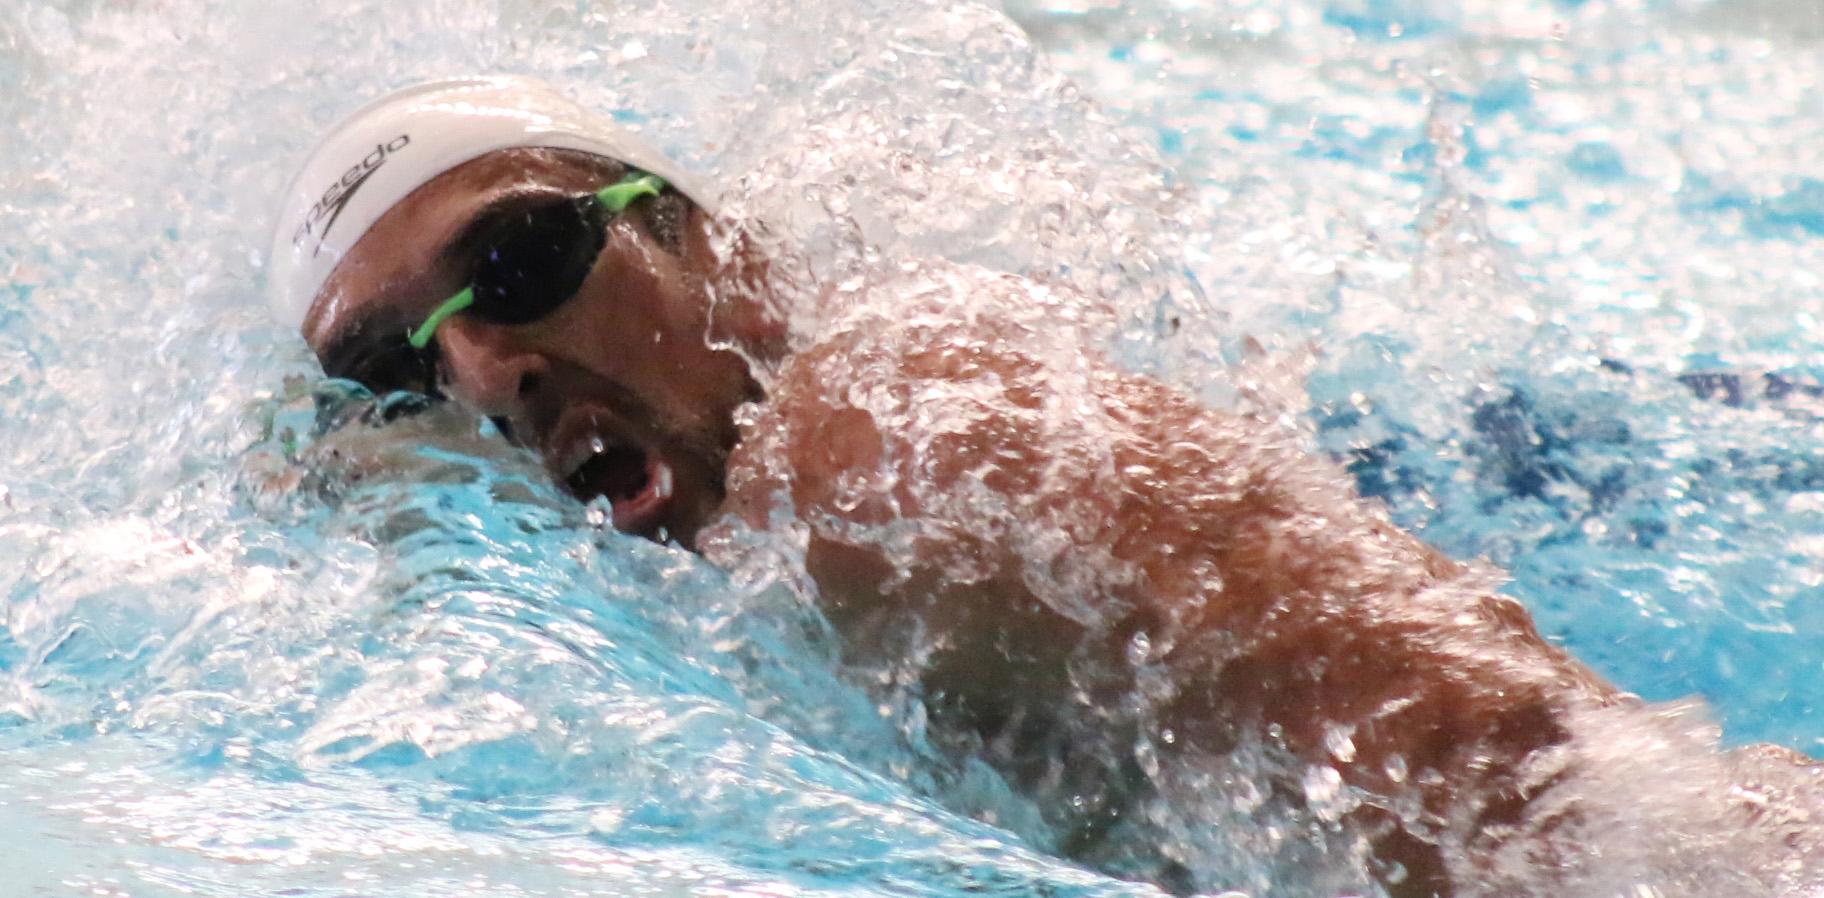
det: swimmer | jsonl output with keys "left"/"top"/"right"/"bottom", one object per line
{"left": 270, "top": 77, "right": 1824, "bottom": 896}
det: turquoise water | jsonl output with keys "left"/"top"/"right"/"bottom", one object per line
{"left": 1014, "top": 0, "right": 1824, "bottom": 752}
{"left": 4, "top": 0, "right": 1824, "bottom": 895}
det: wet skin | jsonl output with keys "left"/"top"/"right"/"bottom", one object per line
{"left": 302, "top": 148, "right": 1614, "bottom": 895}
{"left": 301, "top": 148, "right": 1821, "bottom": 897}
{"left": 307, "top": 148, "right": 775, "bottom": 546}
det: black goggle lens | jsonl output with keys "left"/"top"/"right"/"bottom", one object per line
{"left": 403, "top": 172, "right": 669, "bottom": 353}
{"left": 468, "top": 196, "right": 607, "bottom": 325}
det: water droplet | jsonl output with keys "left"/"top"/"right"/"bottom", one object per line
{"left": 1323, "top": 723, "right": 1357, "bottom": 764}
{"left": 585, "top": 496, "right": 612, "bottom": 529}
{"left": 1126, "top": 629, "right": 1153, "bottom": 665}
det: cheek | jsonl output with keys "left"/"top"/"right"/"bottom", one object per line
{"left": 563, "top": 256, "right": 668, "bottom": 357}
{"left": 552, "top": 260, "right": 714, "bottom": 401}
{"left": 586, "top": 245, "right": 722, "bottom": 367}
{"left": 555, "top": 236, "right": 756, "bottom": 427}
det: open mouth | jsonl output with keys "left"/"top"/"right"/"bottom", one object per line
{"left": 560, "top": 434, "right": 676, "bottom": 535}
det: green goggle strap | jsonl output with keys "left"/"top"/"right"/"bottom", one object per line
{"left": 405, "top": 171, "right": 671, "bottom": 350}
{"left": 408, "top": 286, "right": 473, "bottom": 349}
{"left": 596, "top": 172, "right": 667, "bottom": 212}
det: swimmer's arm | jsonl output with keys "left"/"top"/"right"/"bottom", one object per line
{"left": 719, "top": 325, "right": 1619, "bottom": 889}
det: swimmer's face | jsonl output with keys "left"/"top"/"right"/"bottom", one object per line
{"left": 304, "top": 148, "right": 762, "bottom": 547}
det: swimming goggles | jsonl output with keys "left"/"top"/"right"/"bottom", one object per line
{"left": 406, "top": 170, "right": 669, "bottom": 349}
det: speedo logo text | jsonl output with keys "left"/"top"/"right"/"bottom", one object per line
{"left": 293, "top": 134, "right": 411, "bottom": 255}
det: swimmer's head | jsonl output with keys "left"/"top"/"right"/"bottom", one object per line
{"left": 268, "top": 75, "right": 716, "bottom": 336}
{"left": 271, "top": 76, "right": 771, "bottom": 546}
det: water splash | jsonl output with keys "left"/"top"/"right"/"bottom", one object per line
{"left": 7, "top": 0, "right": 1824, "bottom": 894}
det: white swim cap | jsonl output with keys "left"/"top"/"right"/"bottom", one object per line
{"left": 268, "top": 75, "right": 714, "bottom": 334}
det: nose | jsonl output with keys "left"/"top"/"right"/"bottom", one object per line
{"left": 434, "top": 316, "right": 551, "bottom": 419}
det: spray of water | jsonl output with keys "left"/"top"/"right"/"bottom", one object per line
{"left": 7, "top": 0, "right": 1824, "bottom": 895}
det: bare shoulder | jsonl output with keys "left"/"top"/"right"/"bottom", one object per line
{"left": 710, "top": 262, "right": 1824, "bottom": 897}
{"left": 724, "top": 261, "right": 1446, "bottom": 623}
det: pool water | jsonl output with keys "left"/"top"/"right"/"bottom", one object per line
{"left": 1005, "top": 0, "right": 1824, "bottom": 752}
{"left": 3, "top": 0, "right": 1824, "bottom": 895}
